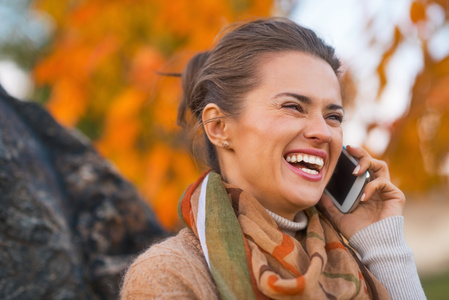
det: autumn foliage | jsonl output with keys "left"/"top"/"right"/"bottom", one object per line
{"left": 370, "top": 0, "right": 449, "bottom": 192}
{"left": 32, "top": 0, "right": 273, "bottom": 230}
{"left": 31, "top": 0, "right": 449, "bottom": 230}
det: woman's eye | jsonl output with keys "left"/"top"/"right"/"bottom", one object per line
{"left": 326, "top": 114, "right": 344, "bottom": 123}
{"left": 283, "top": 103, "right": 303, "bottom": 112}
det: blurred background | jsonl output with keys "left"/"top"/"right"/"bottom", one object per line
{"left": 0, "top": 0, "right": 448, "bottom": 297}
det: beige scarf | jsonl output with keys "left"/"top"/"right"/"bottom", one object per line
{"left": 179, "top": 171, "right": 390, "bottom": 299}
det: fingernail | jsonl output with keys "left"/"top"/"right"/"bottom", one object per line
{"left": 353, "top": 165, "right": 360, "bottom": 175}
{"left": 361, "top": 193, "right": 366, "bottom": 202}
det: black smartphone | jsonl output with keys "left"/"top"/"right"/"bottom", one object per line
{"left": 324, "top": 147, "right": 370, "bottom": 213}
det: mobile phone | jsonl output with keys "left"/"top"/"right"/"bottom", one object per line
{"left": 324, "top": 147, "right": 370, "bottom": 214}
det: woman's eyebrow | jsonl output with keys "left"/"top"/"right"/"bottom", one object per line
{"left": 327, "top": 103, "right": 344, "bottom": 112}
{"left": 274, "top": 92, "right": 344, "bottom": 112}
{"left": 274, "top": 92, "right": 311, "bottom": 104}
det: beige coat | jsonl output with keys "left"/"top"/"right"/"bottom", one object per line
{"left": 121, "top": 228, "right": 218, "bottom": 299}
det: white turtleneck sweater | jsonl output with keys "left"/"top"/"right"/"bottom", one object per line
{"left": 268, "top": 210, "right": 427, "bottom": 300}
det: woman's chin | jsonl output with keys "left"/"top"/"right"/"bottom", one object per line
{"left": 283, "top": 179, "right": 324, "bottom": 201}
{"left": 287, "top": 189, "right": 324, "bottom": 210}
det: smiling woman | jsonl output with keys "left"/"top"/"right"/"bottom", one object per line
{"left": 121, "top": 18, "right": 426, "bottom": 300}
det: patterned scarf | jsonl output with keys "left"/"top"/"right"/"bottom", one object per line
{"left": 179, "top": 171, "right": 390, "bottom": 300}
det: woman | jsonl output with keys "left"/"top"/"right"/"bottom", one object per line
{"left": 121, "top": 18, "right": 425, "bottom": 299}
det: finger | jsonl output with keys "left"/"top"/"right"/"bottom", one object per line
{"left": 361, "top": 177, "right": 405, "bottom": 204}
{"left": 346, "top": 145, "right": 390, "bottom": 180}
{"left": 362, "top": 158, "right": 390, "bottom": 180}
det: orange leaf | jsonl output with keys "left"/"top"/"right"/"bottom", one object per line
{"left": 87, "top": 35, "right": 121, "bottom": 74}
{"left": 69, "top": 1, "right": 102, "bottom": 26}
{"left": 98, "top": 89, "right": 146, "bottom": 152}
{"left": 46, "top": 79, "right": 86, "bottom": 127}
{"left": 106, "top": 89, "right": 146, "bottom": 122}
{"left": 376, "top": 26, "right": 402, "bottom": 98}
{"left": 152, "top": 182, "right": 181, "bottom": 229}
{"left": 410, "top": 1, "right": 427, "bottom": 24}
{"left": 427, "top": 76, "right": 449, "bottom": 110}
{"left": 128, "top": 46, "right": 165, "bottom": 91}
{"left": 142, "top": 144, "right": 172, "bottom": 199}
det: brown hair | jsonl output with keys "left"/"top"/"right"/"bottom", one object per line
{"left": 178, "top": 17, "right": 341, "bottom": 173}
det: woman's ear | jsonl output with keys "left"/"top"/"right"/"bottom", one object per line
{"left": 202, "top": 103, "right": 230, "bottom": 148}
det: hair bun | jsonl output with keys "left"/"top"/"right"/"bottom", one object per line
{"left": 178, "top": 51, "right": 210, "bottom": 127}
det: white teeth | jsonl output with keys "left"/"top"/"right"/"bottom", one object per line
{"left": 285, "top": 153, "right": 325, "bottom": 172}
{"left": 309, "top": 156, "right": 316, "bottom": 164}
{"left": 301, "top": 168, "right": 318, "bottom": 175}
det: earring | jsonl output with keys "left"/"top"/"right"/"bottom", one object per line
{"left": 222, "top": 140, "right": 230, "bottom": 148}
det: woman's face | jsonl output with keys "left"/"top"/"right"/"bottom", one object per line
{"left": 223, "top": 51, "right": 343, "bottom": 220}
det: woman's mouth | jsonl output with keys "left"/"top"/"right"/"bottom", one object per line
{"left": 285, "top": 153, "right": 324, "bottom": 175}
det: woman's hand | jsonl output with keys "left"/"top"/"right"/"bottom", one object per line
{"left": 319, "top": 145, "right": 406, "bottom": 239}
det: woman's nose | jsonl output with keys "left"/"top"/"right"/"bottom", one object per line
{"left": 303, "top": 115, "right": 332, "bottom": 143}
